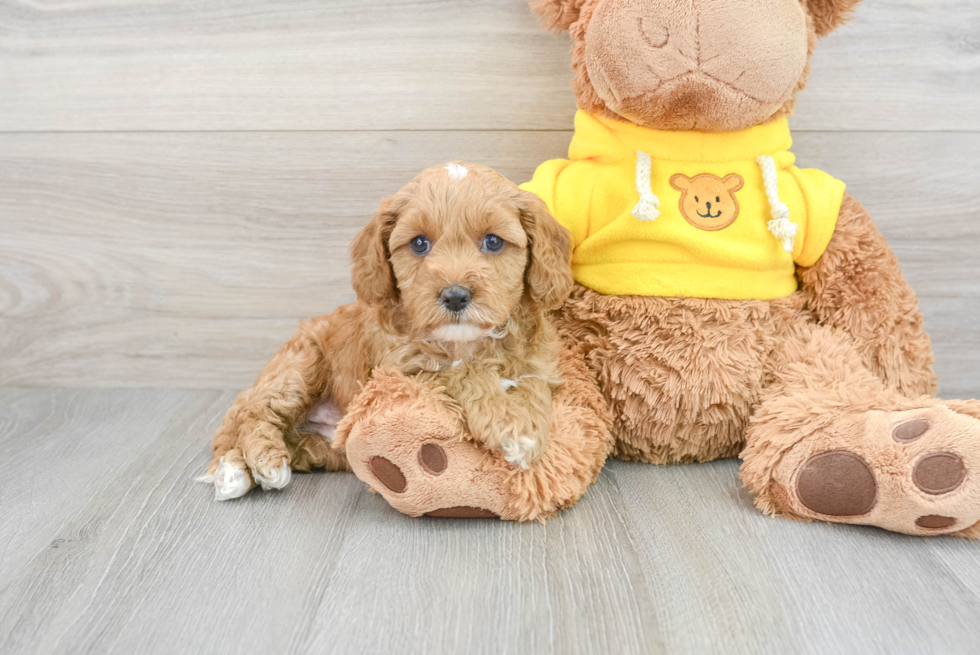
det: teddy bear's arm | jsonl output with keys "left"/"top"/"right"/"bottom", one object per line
{"left": 797, "top": 193, "right": 937, "bottom": 397}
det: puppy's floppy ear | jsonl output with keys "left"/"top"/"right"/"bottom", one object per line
{"left": 517, "top": 190, "right": 574, "bottom": 311}
{"left": 528, "top": 0, "right": 589, "bottom": 32}
{"left": 349, "top": 195, "right": 402, "bottom": 306}
{"left": 806, "top": 0, "right": 864, "bottom": 37}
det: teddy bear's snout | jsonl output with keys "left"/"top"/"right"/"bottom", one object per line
{"left": 584, "top": 0, "right": 810, "bottom": 130}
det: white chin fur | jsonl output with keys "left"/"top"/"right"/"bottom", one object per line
{"left": 431, "top": 323, "right": 488, "bottom": 343}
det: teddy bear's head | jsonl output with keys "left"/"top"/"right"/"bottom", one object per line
{"left": 530, "top": 0, "right": 863, "bottom": 132}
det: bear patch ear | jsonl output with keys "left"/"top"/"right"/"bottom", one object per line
{"left": 723, "top": 174, "right": 745, "bottom": 192}
{"left": 669, "top": 174, "right": 692, "bottom": 192}
{"left": 528, "top": 0, "right": 588, "bottom": 32}
{"left": 806, "top": 0, "right": 864, "bottom": 37}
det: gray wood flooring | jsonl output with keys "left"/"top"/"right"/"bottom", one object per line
{"left": 3, "top": 387, "right": 980, "bottom": 655}
{"left": 2, "top": 0, "right": 980, "bottom": 652}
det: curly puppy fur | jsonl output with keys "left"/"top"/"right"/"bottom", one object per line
{"left": 205, "top": 163, "right": 573, "bottom": 496}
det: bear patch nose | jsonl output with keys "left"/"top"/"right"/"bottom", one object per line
{"left": 439, "top": 285, "right": 473, "bottom": 312}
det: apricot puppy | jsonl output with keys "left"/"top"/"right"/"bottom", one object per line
{"left": 201, "top": 162, "right": 573, "bottom": 500}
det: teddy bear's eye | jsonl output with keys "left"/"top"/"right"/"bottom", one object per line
{"left": 410, "top": 235, "right": 431, "bottom": 256}
{"left": 694, "top": 196, "right": 699, "bottom": 203}
{"left": 716, "top": 196, "right": 721, "bottom": 203}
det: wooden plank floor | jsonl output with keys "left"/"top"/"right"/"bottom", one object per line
{"left": 3, "top": 387, "right": 980, "bottom": 655}
{"left": 2, "top": 0, "right": 980, "bottom": 652}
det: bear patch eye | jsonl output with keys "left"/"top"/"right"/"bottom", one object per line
{"left": 410, "top": 235, "right": 431, "bottom": 256}
{"left": 482, "top": 234, "right": 505, "bottom": 253}
{"left": 716, "top": 196, "right": 721, "bottom": 203}
{"left": 694, "top": 196, "right": 699, "bottom": 203}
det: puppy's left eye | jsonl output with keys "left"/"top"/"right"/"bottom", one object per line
{"left": 410, "top": 235, "right": 431, "bottom": 256}
{"left": 482, "top": 234, "right": 505, "bottom": 253}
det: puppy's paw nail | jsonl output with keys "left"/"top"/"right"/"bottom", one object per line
{"left": 213, "top": 459, "right": 251, "bottom": 501}
{"left": 253, "top": 459, "right": 292, "bottom": 491}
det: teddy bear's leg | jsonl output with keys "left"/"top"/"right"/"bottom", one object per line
{"left": 334, "top": 347, "right": 612, "bottom": 521}
{"left": 740, "top": 320, "right": 980, "bottom": 537}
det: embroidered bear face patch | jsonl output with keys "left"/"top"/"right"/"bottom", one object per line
{"left": 669, "top": 173, "right": 744, "bottom": 231}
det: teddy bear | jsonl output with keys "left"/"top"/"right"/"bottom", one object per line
{"left": 336, "top": 0, "right": 980, "bottom": 536}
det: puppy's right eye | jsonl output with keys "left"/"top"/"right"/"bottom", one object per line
{"left": 410, "top": 235, "right": 431, "bottom": 256}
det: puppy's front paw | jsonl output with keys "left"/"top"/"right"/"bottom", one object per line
{"left": 240, "top": 424, "right": 293, "bottom": 492}
{"left": 252, "top": 459, "right": 292, "bottom": 491}
{"left": 211, "top": 455, "right": 254, "bottom": 501}
{"left": 500, "top": 434, "right": 539, "bottom": 470}
{"left": 244, "top": 448, "right": 292, "bottom": 491}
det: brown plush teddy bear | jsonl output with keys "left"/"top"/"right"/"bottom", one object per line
{"left": 338, "top": 0, "right": 980, "bottom": 536}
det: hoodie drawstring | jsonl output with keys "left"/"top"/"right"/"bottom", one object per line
{"left": 756, "top": 155, "right": 798, "bottom": 254}
{"left": 631, "top": 151, "right": 660, "bottom": 222}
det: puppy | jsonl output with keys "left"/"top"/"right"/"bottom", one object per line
{"left": 201, "top": 162, "right": 573, "bottom": 500}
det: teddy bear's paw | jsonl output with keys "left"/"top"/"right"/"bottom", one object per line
{"left": 199, "top": 451, "right": 255, "bottom": 501}
{"left": 339, "top": 377, "right": 512, "bottom": 519}
{"left": 772, "top": 404, "right": 980, "bottom": 536}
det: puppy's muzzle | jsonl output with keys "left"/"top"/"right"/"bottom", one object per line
{"left": 439, "top": 285, "right": 473, "bottom": 313}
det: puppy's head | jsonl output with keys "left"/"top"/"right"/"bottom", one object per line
{"left": 350, "top": 162, "right": 573, "bottom": 343}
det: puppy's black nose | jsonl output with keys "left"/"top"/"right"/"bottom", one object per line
{"left": 439, "top": 285, "right": 473, "bottom": 312}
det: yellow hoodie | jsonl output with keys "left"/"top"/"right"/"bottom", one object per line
{"left": 521, "top": 111, "right": 846, "bottom": 300}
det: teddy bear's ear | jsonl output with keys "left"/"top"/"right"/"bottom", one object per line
{"left": 723, "top": 174, "right": 744, "bottom": 193}
{"left": 806, "top": 0, "right": 864, "bottom": 37}
{"left": 669, "top": 174, "right": 692, "bottom": 192}
{"left": 528, "top": 0, "right": 588, "bottom": 32}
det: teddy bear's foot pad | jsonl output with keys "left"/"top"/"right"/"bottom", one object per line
{"left": 772, "top": 406, "right": 980, "bottom": 536}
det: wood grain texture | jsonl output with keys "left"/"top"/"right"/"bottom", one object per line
{"left": 0, "top": 388, "right": 666, "bottom": 655}
{"left": 0, "top": 0, "right": 977, "bottom": 132}
{"left": 3, "top": 388, "right": 980, "bottom": 654}
{"left": 2, "top": 130, "right": 979, "bottom": 395}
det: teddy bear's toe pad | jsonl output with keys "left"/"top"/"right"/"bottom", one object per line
{"left": 370, "top": 456, "right": 407, "bottom": 493}
{"left": 797, "top": 450, "right": 878, "bottom": 517}
{"left": 418, "top": 444, "right": 448, "bottom": 476}
{"left": 913, "top": 452, "right": 966, "bottom": 495}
